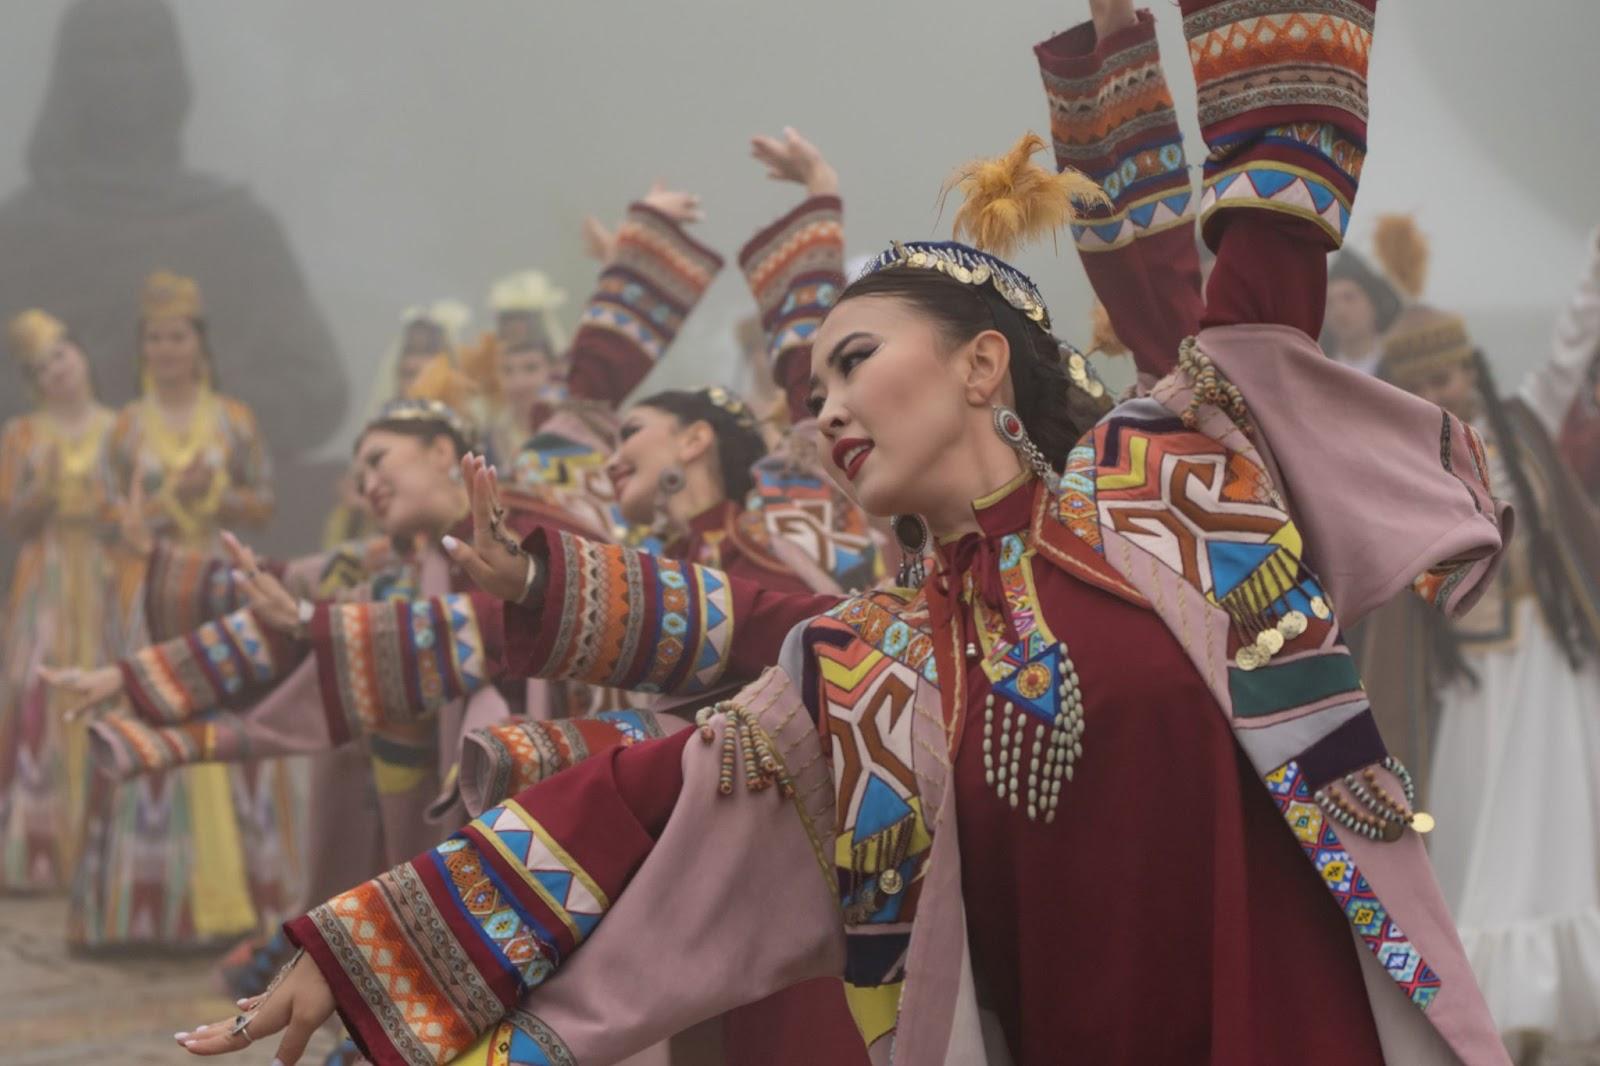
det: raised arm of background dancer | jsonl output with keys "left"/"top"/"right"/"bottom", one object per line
{"left": 741, "top": 128, "right": 847, "bottom": 422}
{"left": 447, "top": 456, "right": 841, "bottom": 692}
{"left": 1035, "top": 3, "right": 1202, "bottom": 376}
{"left": 1184, "top": 0, "right": 1374, "bottom": 336}
{"left": 562, "top": 186, "right": 722, "bottom": 408}
{"left": 1521, "top": 224, "right": 1600, "bottom": 436}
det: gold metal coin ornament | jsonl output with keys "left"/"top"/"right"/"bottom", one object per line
{"left": 878, "top": 868, "right": 904, "bottom": 896}
{"left": 1310, "top": 596, "right": 1331, "bottom": 620}
{"left": 1255, "top": 628, "right": 1285, "bottom": 655}
{"left": 1410, "top": 811, "right": 1436, "bottom": 834}
{"left": 1278, "top": 610, "right": 1308, "bottom": 640}
{"left": 1235, "top": 644, "right": 1266, "bottom": 671}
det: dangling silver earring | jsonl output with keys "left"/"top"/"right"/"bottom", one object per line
{"left": 992, "top": 404, "right": 1057, "bottom": 490}
{"left": 448, "top": 463, "right": 464, "bottom": 485}
{"left": 658, "top": 466, "right": 686, "bottom": 495}
{"left": 893, "top": 513, "right": 928, "bottom": 587}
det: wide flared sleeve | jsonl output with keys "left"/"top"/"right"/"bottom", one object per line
{"left": 1035, "top": 11, "right": 1203, "bottom": 376}
{"left": 1182, "top": 0, "right": 1375, "bottom": 336}
{"left": 117, "top": 606, "right": 305, "bottom": 724}
{"left": 738, "top": 194, "right": 846, "bottom": 422}
{"left": 308, "top": 588, "right": 497, "bottom": 747}
{"left": 1156, "top": 0, "right": 1508, "bottom": 624}
{"left": 503, "top": 527, "right": 841, "bottom": 695}
{"left": 564, "top": 202, "right": 725, "bottom": 409}
{"left": 458, "top": 709, "right": 686, "bottom": 817}
{"left": 284, "top": 666, "right": 843, "bottom": 1066}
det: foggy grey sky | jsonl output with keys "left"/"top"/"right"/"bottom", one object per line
{"left": 1, "top": 0, "right": 1594, "bottom": 453}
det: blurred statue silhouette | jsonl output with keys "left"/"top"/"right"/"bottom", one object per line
{"left": 0, "top": 0, "right": 348, "bottom": 552}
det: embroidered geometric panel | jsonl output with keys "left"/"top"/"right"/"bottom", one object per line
{"left": 1265, "top": 760, "right": 1442, "bottom": 1010}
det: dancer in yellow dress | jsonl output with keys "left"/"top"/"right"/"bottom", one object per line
{"left": 0, "top": 309, "right": 124, "bottom": 892}
{"left": 68, "top": 270, "right": 298, "bottom": 948}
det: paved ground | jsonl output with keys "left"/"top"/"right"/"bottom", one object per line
{"left": 0, "top": 895, "right": 336, "bottom": 1066}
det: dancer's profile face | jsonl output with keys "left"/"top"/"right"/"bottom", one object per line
{"left": 605, "top": 405, "right": 707, "bottom": 526}
{"left": 1412, "top": 361, "right": 1481, "bottom": 422}
{"left": 352, "top": 428, "right": 461, "bottom": 537}
{"left": 501, "top": 346, "right": 556, "bottom": 420}
{"left": 30, "top": 339, "right": 90, "bottom": 405}
{"left": 808, "top": 294, "right": 975, "bottom": 519}
{"left": 140, "top": 315, "right": 203, "bottom": 387}
{"left": 1325, "top": 279, "right": 1377, "bottom": 351}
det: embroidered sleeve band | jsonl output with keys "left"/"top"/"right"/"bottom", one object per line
{"left": 1181, "top": 0, "right": 1375, "bottom": 247}
{"left": 565, "top": 202, "right": 725, "bottom": 408}
{"left": 311, "top": 593, "right": 489, "bottom": 746}
{"left": 284, "top": 735, "right": 680, "bottom": 1066}
{"left": 738, "top": 194, "right": 846, "bottom": 420}
{"left": 119, "top": 607, "right": 299, "bottom": 725}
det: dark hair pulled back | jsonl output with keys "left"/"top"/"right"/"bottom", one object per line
{"left": 357, "top": 416, "right": 474, "bottom": 461}
{"left": 835, "top": 268, "right": 1111, "bottom": 470}
{"left": 634, "top": 388, "right": 769, "bottom": 502}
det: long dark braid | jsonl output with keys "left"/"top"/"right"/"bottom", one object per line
{"left": 1468, "top": 349, "right": 1590, "bottom": 670}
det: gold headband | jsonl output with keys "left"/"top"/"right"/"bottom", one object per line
{"left": 8, "top": 309, "right": 67, "bottom": 366}
{"left": 141, "top": 270, "right": 204, "bottom": 321}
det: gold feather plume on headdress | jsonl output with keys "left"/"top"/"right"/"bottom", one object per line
{"left": 458, "top": 331, "right": 504, "bottom": 403}
{"left": 944, "top": 133, "right": 1109, "bottom": 260}
{"left": 406, "top": 354, "right": 478, "bottom": 413}
{"left": 1088, "top": 300, "right": 1128, "bottom": 357}
{"left": 1372, "top": 214, "right": 1429, "bottom": 301}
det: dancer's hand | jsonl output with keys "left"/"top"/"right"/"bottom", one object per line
{"left": 640, "top": 181, "right": 704, "bottom": 225}
{"left": 39, "top": 665, "right": 124, "bottom": 722}
{"left": 442, "top": 454, "right": 538, "bottom": 603}
{"left": 118, "top": 476, "right": 154, "bottom": 556}
{"left": 222, "top": 531, "right": 303, "bottom": 635}
{"left": 750, "top": 127, "right": 838, "bottom": 197}
{"left": 582, "top": 215, "right": 619, "bottom": 263}
{"left": 177, "top": 953, "right": 334, "bottom": 1063}
{"left": 1090, "top": 0, "right": 1137, "bottom": 39}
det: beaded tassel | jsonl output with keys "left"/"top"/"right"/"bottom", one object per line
{"left": 696, "top": 701, "right": 794, "bottom": 798}
{"left": 981, "top": 643, "right": 1084, "bottom": 823}
{"left": 1312, "top": 755, "right": 1433, "bottom": 841}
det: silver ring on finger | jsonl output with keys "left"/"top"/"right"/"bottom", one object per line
{"left": 229, "top": 1013, "right": 255, "bottom": 1044}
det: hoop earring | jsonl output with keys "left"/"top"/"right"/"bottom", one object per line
{"left": 893, "top": 513, "right": 929, "bottom": 588}
{"left": 658, "top": 466, "right": 686, "bottom": 496}
{"left": 992, "top": 404, "right": 1057, "bottom": 489}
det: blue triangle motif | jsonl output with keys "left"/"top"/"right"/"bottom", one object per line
{"left": 1248, "top": 168, "right": 1299, "bottom": 198}
{"left": 1162, "top": 191, "right": 1193, "bottom": 214}
{"left": 1207, "top": 541, "right": 1278, "bottom": 599}
{"left": 704, "top": 598, "right": 727, "bottom": 631}
{"left": 853, "top": 774, "right": 912, "bottom": 843}
{"left": 1090, "top": 221, "right": 1125, "bottom": 243}
{"left": 495, "top": 829, "right": 534, "bottom": 858}
{"left": 532, "top": 868, "right": 574, "bottom": 904}
{"left": 993, "top": 648, "right": 1062, "bottom": 722}
{"left": 1128, "top": 201, "right": 1159, "bottom": 228}
{"left": 1306, "top": 180, "right": 1335, "bottom": 212}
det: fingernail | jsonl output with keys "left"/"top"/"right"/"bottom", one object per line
{"left": 174, "top": 1032, "right": 189, "bottom": 1040}
{"left": 441, "top": 535, "right": 460, "bottom": 552}
{"left": 232, "top": 568, "right": 247, "bottom": 582}
{"left": 236, "top": 998, "right": 250, "bottom": 1007}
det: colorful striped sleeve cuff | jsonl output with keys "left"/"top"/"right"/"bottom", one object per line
{"left": 285, "top": 731, "right": 687, "bottom": 1066}
{"left": 565, "top": 202, "right": 725, "bottom": 408}
{"left": 142, "top": 541, "right": 248, "bottom": 641}
{"left": 504, "top": 530, "right": 739, "bottom": 697}
{"left": 119, "top": 607, "right": 299, "bottom": 724}
{"left": 460, "top": 710, "right": 673, "bottom": 817}
{"left": 1036, "top": 12, "right": 1194, "bottom": 255}
{"left": 738, "top": 194, "right": 846, "bottom": 421}
{"left": 311, "top": 593, "right": 490, "bottom": 746}
{"left": 1182, "top": 0, "right": 1375, "bottom": 248}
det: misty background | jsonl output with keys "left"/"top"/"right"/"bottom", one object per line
{"left": 0, "top": 0, "right": 1594, "bottom": 462}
